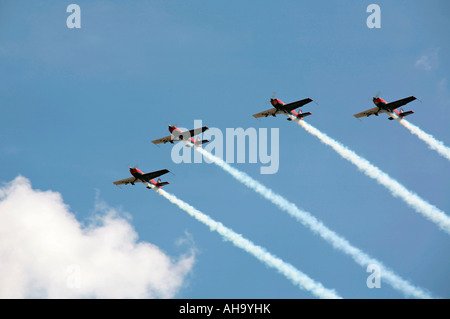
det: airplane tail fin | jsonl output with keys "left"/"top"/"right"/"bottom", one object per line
{"left": 156, "top": 181, "right": 170, "bottom": 187}
{"left": 195, "top": 136, "right": 210, "bottom": 146}
{"left": 389, "top": 109, "right": 414, "bottom": 120}
{"left": 287, "top": 110, "right": 312, "bottom": 121}
{"left": 156, "top": 178, "right": 170, "bottom": 187}
{"left": 297, "top": 111, "right": 312, "bottom": 120}
{"left": 146, "top": 178, "right": 170, "bottom": 189}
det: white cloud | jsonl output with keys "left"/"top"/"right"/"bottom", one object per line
{"left": 415, "top": 48, "right": 439, "bottom": 71}
{"left": 0, "top": 176, "right": 195, "bottom": 298}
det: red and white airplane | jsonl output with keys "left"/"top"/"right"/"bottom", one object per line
{"left": 113, "top": 167, "right": 170, "bottom": 189}
{"left": 253, "top": 96, "right": 313, "bottom": 121}
{"left": 152, "top": 124, "right": 210, "bottom": 146}
{"left": 354, "top": 93, "right": 416, "bottom": 120}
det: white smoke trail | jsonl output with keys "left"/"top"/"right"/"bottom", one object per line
{"left": 391, "top": 115, "right": 450, "bottom": 162}
{"left": 155, "top": 188, "right": 341, "bottom": 299}
{"left": 291, "top": 116, "right": 450, "bottom": 235}
{"left": 189, "top": 142, "right": 433, "bottom": 298}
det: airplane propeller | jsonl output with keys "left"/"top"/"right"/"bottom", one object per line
{"left": 271, "top": 92, "right": 276, "bottom": 100}
{"left": 369, "top": 91, "right": 381, "bottom": 101}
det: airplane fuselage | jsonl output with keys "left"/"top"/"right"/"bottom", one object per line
{"left": 371, "top": 97, "right": 411, "bottom": 119}
{"left": 353, "top": 95, "right": 415, "bottom": 120}
{"left": 270, "top": 98, "right": 303, "bottom": 118}
{"left": 129, "top": 168, "right": 160, "bottom": 188}
{"left": 270, "top": 98, "right": 286, "bottom": 112}
{"left": 373, "top": 98, "right": 390, "bottom": 113}
{"left": 168, "top": 126, "right": 197, "bottom": 144}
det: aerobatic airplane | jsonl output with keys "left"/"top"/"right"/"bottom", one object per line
{"left": 252, "top": 95, "right": 313, "bottom": 120}
{"left": 353, "top": 93, "right": 417, "bottom": 120}
{"left": 152, "top": 124, "right": 210, "bottom": 146}
{"left": 113, "top": 167, "right": 170, "bottom": 189}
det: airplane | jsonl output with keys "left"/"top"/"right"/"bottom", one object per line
{"left": 113, "top": 167, "right": 170, "bottom": 189}
{"left": 152, "top": 124, "right": 210, "bottom": 146}
{"left": 353, "top": 93, "right": 417, "bottom": 120}
{"left": 252, "top": 95, "right": 313, "bottom": 121}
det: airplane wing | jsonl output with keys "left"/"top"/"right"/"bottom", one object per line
{"left": 282, "top": 98, "right": 313, "bottom": 112}
{"left": 113, "top": 177, "right": 142, "bottom": 186}
{"left": 353, "top": 107, "right": 386, "bottom": 118}
{"left": 186, "top": 126, "right": 209, "bottom": 138}
{"left": 151, "top": 135, "right": 172, "bottom": 145}
{"left": 252, "top": 108, "right": 284, "bottom": 118}
{"left": 170, "top": 126, "right": 209, "bottom": 141}
{"left": 141, "top": 169, "right": 170, "bottom": 181}
{"left": 386, "top": 96, "right": 416, "bottom": 110}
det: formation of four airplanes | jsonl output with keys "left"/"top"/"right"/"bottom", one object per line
{"left": 113, "top": 93, "right": 418, "bottom": 188}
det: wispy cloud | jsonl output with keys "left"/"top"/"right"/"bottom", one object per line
{"left": 0, "top": 176, "right": 195, "bottom": 298}
{"left": 415, "top": 48, "right": 439, "bottom": 71}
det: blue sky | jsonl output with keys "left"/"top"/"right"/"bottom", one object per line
{"left": 0, "top": 1, "right": 449, "bottom": 298}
